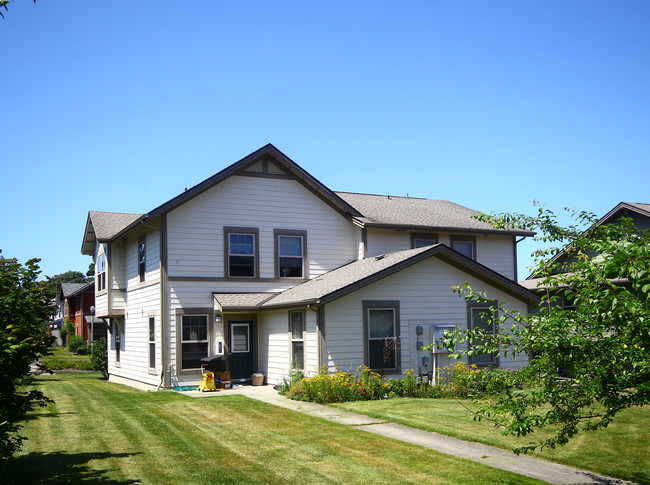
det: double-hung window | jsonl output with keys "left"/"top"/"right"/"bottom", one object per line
{"left": 289, "top": 311, "right": 305, "bottom": 369}
{"left": 275, "top": 230, "right": 307, "bottom": 279}
{"left": 181, "top": 315, "right": 209, "bottom": 370}
{"left": 97, "top": 253, "right": 106, "bottom": 291}
{"left": 138, "top": 236, "right": 146, "bottom": 283}
{"left": 225, "top": 227, "right": 259, "bottom": 278}
{"left": 364, "top": 301, "right": 400, "bottom": 371}
{"left": 450, "top": 235, "right": 476, "bottom": 260}
{"left": 468, "top": 303, "right": 498, "bottom": 367}
{"left": 148, "top": 317, "right": 155, "bottom": 370}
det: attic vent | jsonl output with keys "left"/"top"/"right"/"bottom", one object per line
{"left": 375, "top": 254, "right": 386, "bottom": 261}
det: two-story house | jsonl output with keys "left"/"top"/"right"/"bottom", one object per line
{"left": 81, "top": 144, "right": 538, "bottom": 390}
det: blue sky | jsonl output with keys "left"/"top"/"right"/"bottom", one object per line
{"left": 2, "top": 1, "right": 648, "bottom": 280}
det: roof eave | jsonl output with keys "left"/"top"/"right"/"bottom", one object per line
{"left": 362, "top": 222, "right": 535, "bottom": 237}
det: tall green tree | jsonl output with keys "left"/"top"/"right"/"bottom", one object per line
{"left": 442, "top": 205, "right": 650, "bottom": 452}
{"left": 0, "top": 254, "right": 55, "bottom": 462}
{"left": 51, "top": 270, "right": 92, "bottom": 284}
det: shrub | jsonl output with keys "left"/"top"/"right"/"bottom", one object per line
{"left": 438, "top": 362, "right": 525, "bottom": 398}
{"left": 276, "top": 363, "right": 304, "bottom": 395}
{"left": 45, "top": 359, "right": 93, "bottom": 371}
{"left": 286, "top": 366, "right": 389, "bottom": 403}
{"left": 67, "top": 335, "right": 86, "bottom": 354}
{"left": 91, "top": 338, "right": 108, "bottom": 379}
{"left": 386, "top": 370, "right": 442, "bottom": 398}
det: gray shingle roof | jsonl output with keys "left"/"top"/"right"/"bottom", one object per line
{"left": 89, "top": 211, "right": 143, "bottom": 241}
{"left": 213, "top": 293, "right": 278, "bottom": 311}
{"left": 336, "top": 192, "right": 534, "bottom": 235}
{"left": 61, "top": 281, "right": 94, "bottom": 297}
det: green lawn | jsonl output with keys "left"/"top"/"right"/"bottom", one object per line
{"left": 333, "top": 398, "right": 650, "bottom": 484}
{"left": 6, "top": 373, "right": 544, "bottom": 484}
{"left": 39, "top": 346, "right": 92, "bottom": 371}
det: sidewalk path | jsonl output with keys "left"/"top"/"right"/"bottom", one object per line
{"left": 183, "top": 385, "right": 635, "bottom": 485}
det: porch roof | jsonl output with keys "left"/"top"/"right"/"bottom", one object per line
{"left": 213, "top": 292, "right": 278, "bottom": 312}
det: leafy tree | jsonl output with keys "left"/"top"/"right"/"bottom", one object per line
{"left": 86, "top": 262, "right": 95, "bottom": 278}
{"left": 441, "top": 205, "right": 650, "bottom": 453}
{"left": 0, "top": 254, "right": 55, "bottom": 462}
{"left": 51, "top": 270, "right": 91, "bottom": 284}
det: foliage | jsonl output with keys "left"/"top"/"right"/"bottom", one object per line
{"left": 59, "top": 317, "right": 76, "bottom": 343}
{"left": 275, "top": 360, "right": 304, "bottom": 395}
{"left": 67, "top": 335, "right": 87, "bottom": 354}
{"left": 440, "top": 205, "right": 650, "bottom": 453}
{"left": 437, "top": 362, "right": 524, "bottom": 399}
{"left": 51, "top": 270, "right": 92, "bottom": 284}
{"left": 0, "top": 255, "right": 55, "bottom": 462}
{"left": 90, "top": 338, "right": 108, "bottom": 378}
{"left": 43, "top": 359, "right": 93, "bottom": 371}
{"left": 285, "top": 366, "right": 442, "bottom": 403}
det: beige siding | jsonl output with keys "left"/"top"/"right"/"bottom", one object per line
{"left": 366, "top": 229, "right": 516, "bottom": 279}
{"left": 166, "top": 175, "right": 357, "bottom": 280}
{"left": 107, "top": 282, "right": 161, "bottom": 387}
{"left": 322, "top": 256, "right": 529, "bottom": 377}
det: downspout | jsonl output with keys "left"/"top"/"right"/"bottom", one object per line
{"left": 159, "top": 213, "right": 170, "bottom": 389}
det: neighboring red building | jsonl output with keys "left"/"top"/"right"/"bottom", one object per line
{"left": 60, "top": 282, "right": 106, "bottom": 343}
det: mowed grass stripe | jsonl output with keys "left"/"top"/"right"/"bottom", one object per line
{"left": 8, "top": 374, "right": 546, "bottom": 485}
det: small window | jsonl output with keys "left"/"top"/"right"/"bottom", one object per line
{"left": 97, "top": 253, "right": 106, "bottom": 291}
{"left": 225, "top": 227, "right": 259, "bottom": 278}
{"left": 148, "top": 317, "right": 155, "bottom": 370}
{"left": 275, "top": 230, "right": 308, "bottom": 279}
{"left": 364, "top": 301, "right": 400, "bottom": 372}
{"left": 181, "top": 315, "right": 208, "bottom": 369}
{"left": 230, "top": 323, "right": 250, "bottom": 353}
{"left": 450, "top": 235, "right": 476, "bottom": 260}
{"left": 112, "top": 319, "right": 124, "bottom": 364}
{"left": 468, "top": 304, "right": 498, "bottom": 367}
{"left": 411, "top": 233, "right": 438, "bottom": 249}
{"left": 138, "top": 236, "right": 146, "bottom": 283}
{"left": 289, "top": 311, "right": 305, "bottom": 369}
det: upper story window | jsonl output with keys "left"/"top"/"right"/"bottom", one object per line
{"left": 224, "top": 227, "right": 259, "bottom": 278}
{"left": 275, "top": 230, "right": 307, "bottom": 279}
{"left": 411, "top": 233, "right": 438, "bottom": 249}
{"left": 97, "top": 253, "right": 106, "bottom": 292}
{"left": 468, "top": 303, "right": 498, "bottom": 367}
{"left": 363, "top": 300, "right": 400, "bottom": 372}
{"left": 450, "top": 235, "right": 476, "bottom": 260}
{"left": 138, "top": 235, "right": 146, "bottom": 283}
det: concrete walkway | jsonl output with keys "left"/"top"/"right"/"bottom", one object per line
{"left": 181, "top": 385, "right": 635, "bottom": 485}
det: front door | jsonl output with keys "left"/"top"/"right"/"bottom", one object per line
{"left": 228, "top": 320, "right": 254, "bottom": 379}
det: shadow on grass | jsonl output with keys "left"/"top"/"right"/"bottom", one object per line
{"left": 4, "top": 451, "right": 142, "bottom": 484}
{"left": 24, "top": 411, "right": 77, "bottom": 422}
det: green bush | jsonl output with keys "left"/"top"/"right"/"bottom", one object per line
{"left": 67, "top": 335, "right": 87, "bottom": 354}
{"left": 438, "top": 362, "right": 525, "bottom": 398}
{"left": 386, "top": 370, "right": 442, "bottom": 398}
{"left": 91, "top": 338, "right": 108, "bottom": 379}
{"left": 45, "top": 359, "right": 93, "bottom": 371}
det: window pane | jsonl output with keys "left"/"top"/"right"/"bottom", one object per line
{"left": 279, "top": 257, "right": 302, "bottom": 277}
{"left": 230, "top": 234, "right": 254, "bottom": 255}
{"left": 292, "top": 341, "right": 304, "bottom": 369}
{"left": 414, "top": 239, "right": 436, "bottom": 248}
{"left": 182, "top": 342, "right": 208, "bottom": 369}
{"left": 229, "top": 256, "right": 255, "bottom": 277}
{"left": 279, "top": 236, "right": 302, "bottom": 256}
{"left": 139, "top": 242, "right": 145, "bottom": 263}
{"left": 148, "top": 318, "right": 155, "bottom": 342}
{"left": 369, "top": 340, "right": 395, "bottom": 369}
{"left": 231, "top": 324, "right": 249, "bottom": 352}
{"left": 149, "top": 343, "right": 155, "bottom": 368}
{"left": 454, "top": 241, "right": 474, "bottom": 259}
{"left": 291, "top": 312, "right": 303, "bottom": 339}
{"left": 182, "top": 315, "right": 207, "bottom": 342}
{"left": 369, "top": 309, "right": 394, "bottom": 338}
